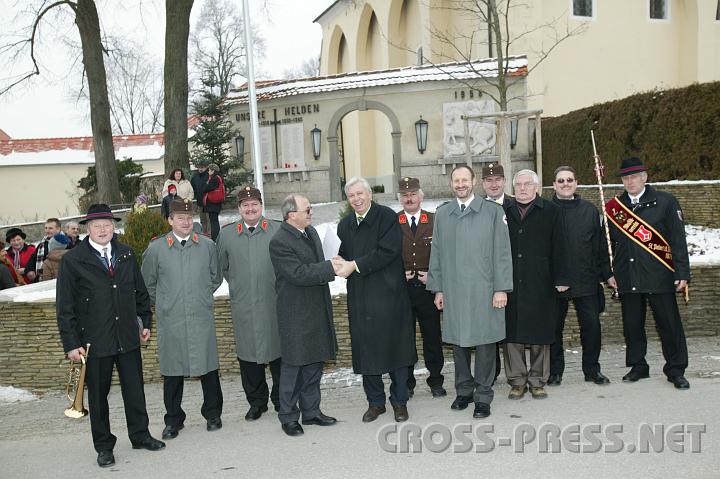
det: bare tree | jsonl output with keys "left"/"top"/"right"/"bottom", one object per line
{"left": 164, "top": 0, "right": 194, "bottom": 174}
{"left": 282, "top": 56, "right": 321, "bottom": 80}
{"left": 1, "top": 0, "right": 121, "bottom": 204}
{"left": 190, "top": 0, "right": 266, "bottom": 96}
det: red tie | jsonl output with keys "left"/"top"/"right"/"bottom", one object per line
{"left": 103, "top": 247, "right": 113, "bottom": 275}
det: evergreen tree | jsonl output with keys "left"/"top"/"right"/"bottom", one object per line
{"left": 190, "top": 71, "right": 252, "bottom": 194}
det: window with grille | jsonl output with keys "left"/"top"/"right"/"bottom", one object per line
{"left": 650, "top": 0, "right": 668, "bottom": 20}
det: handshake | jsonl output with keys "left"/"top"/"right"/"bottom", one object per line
{"left": 331, "top": 256, "right": 356, "bottom": 278}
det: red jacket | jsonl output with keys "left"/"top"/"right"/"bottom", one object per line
{"left": 5, "top": 244, "right": 36, "bottom": 283}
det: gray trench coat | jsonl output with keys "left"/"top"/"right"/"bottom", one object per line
{"left": 216, "top": 218, "right": 282, "bottom": 363}
{"left": 427, "top": 197, "right": 513, "bottom": 347}
{"left": 141, "top": 232, "right": 223, "bottom": 376}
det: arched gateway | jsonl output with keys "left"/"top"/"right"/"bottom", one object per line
{"left": 224, "top": 56, "right": 530, "bottom": 204}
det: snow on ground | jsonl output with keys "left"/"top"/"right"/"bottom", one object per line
{"left": 0, "top": 386, "right": 37, "bottom": 403}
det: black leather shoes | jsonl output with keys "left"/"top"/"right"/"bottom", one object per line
{"left": 273, "top": 403, "right": 280, "bottom": 412}
{"left": 97, "top": 450, "right": 115, "bottom": 468}
{"left": 393, "top": 404, "right": 409, "bottom": 422}
{"left": 450, "top": 395, "right": 473, "bottom": 410}
{"left": 667, "top": 375, "right": 690, "bottom": 390}
{"left": 431, "top": 386, "right": 448, "bottom": 398}
{"left": 585, "top": 372, "right": 610, "bottom": 385}
{"left": 281, "top": 421, "right": 304, "bottom": 437}
{"left": 408, "top": 388, "right": 415, "bottom": 399}
{"left": 161, "top": 424, "right": 184, "bottom": 440}
{"left": 207, "top": 417, "right": 222, "bottom": 431}
{"left": 362, "top": 405, "right": 386, "bottom": 422}
{"left": 473, "top": 402, "right": 491, "bottom": 419}
{"left": 131, "top": 436, "right": 165, "bottom": 451}
{"left": 302, "top": 412, "right": 337, "bottom": 426}
{"left": 245, "top": 405, "right": 268, "bottom": 421}
{"left": 622, "top": 367, "right": 650, "bottom": 382}
{"left": 547, "top": 374, "right": 562, "bottom": 386}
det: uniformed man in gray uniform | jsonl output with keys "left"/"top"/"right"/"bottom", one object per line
{"left": 141, "top": 198, "right": 224, "bottom": 440}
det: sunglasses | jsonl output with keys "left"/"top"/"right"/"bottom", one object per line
{"left": 555, "top": 178, "right": 575, "bottom": 184}
{"left": 293, "top": 206, "right": 313, "bottom": 214}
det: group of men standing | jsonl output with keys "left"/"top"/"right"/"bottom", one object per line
{"left": 54, "top": 155, "right": 691, "bottom": 468}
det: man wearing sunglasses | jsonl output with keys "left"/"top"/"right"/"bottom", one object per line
{"left": 548, "top": 166, "right": 613, "bottom": 387}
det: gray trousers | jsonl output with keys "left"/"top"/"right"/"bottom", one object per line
{"left": 452, "top": 344, "right": 496, "bottom": 404}
{"left": 277, "top": 361, "right": 323, "bottom": 425}
{"left": 503, "top": 343, "right": 550, "bottom": 388}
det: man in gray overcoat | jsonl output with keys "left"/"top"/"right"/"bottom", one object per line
{"left": 335, "top": 177, "right": 416, "bottom": 423}
{"left": 141, "top": 198, "right": 224, "bottom": 440}
{"left": 269, "top": 194, "right": 340, "bottom": 437}
{"left": 427, "top": 165, "right": 513, "bottom": 419}
{"left": 216, "top": 186, "right": 282, "bottom": 421}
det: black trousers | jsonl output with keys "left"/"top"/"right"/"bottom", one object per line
{"left": 238, "top": 357, "right": 281, "bottom": 409}
{"left": 550, "top": 294, "right": 602, "bottom": 376}
{"left": 163, "top": 369, "right": 223, "bottom": 427}
{"left": 363, "top": 366, "right": 410, "bottom": 407}
{"left": 406, "top": 284, "right": 444, "bottom": 390}
{"left": 453, "top": 344, "right": 496, "bottom": 404}
{"left": 85, "top": 348, "right": 150, "bottom": 453}
{"left": 277, "top": 361, "right": 323, "bottom": 425}
{"left": 208, "top": 212, "right": 220, "bottom": 241}
{"left": 621, "top": 292, "right": 688, "bottom": 377}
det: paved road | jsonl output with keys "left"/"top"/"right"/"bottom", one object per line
{"left": 1, "top": 338, "right": 719, "bottom": 478}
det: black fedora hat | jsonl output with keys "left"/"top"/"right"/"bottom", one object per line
{"left": 79, "top": 204, "right": 122, "bottom": 225}
{"left": 619, "top": 157, "right": 648, "bottom": 177}
{"left": 5, "top": 227, "right": 26, "bottom": 242}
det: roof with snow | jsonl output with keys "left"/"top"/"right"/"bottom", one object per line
{"left": 225, "top": 56, "right": 528, "bottom": 105}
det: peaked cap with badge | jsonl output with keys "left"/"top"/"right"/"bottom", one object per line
{"left": 482, "top": 163, "right": 504, "bottom": 179}
{"left": 170, "top": 198, "right": 195, "bottom": 214}
{"left": 238, "top": 185, "right": 262, "bottom": 204}
{"left": 398, "top": 177, "right": 420, "bottom": 193}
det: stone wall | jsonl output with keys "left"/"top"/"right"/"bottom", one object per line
{"left": 1, "top": 265, "right": 718, "bottom": 392}
{"left": 542, "top": 182, "right": 720, "bottom": 227}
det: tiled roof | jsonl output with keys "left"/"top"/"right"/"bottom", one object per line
{"left": 225, "top": 55, "right": 528, "bottom": 105}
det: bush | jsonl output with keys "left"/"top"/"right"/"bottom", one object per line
{"left": 541, "top": 82, "right": 720, "bottom": 184}
{"left": 78, "top": 158, "right": 144, "bottom": 203}
{"left": 118, "top": 206, "right": 171, "bottom": 266}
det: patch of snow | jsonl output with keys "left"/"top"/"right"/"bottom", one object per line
{"left": 0, "top": 143, "right": 163, "bottom": 166}
{"left": 0, "top": 386, "right": 37, "bottom": 403}
{"left": 686, "top": 225, "right": 720, "bottom": 265}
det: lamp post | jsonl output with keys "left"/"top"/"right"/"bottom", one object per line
{"left": 414, "top": 116, "right": 428, "bottom": 154}
{"left": 311, "top": 125, "right": 321, "bottom": 160}
{"left": 235, "top": 135, "right": 245, "bottom": 163}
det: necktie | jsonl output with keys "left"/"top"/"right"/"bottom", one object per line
{"left": 460, "top": 204, "right": 466, "bottom": 212}
{"left": 357, "top": 215, "right": 364, "bottom": 225}
{"left": 102, "top": 247, "right": 113, "bottom": 275}
{"left": 302, "top": 231, "right": 310, "bottom": 240}
{"left": 249, "top": 226, "right": 255, "bottom": 233}
{"left": 410, "top": 216, "right": 418, "bottom": 235}
{"left": 181, "top": 239, "right": 187, "bottom": 246}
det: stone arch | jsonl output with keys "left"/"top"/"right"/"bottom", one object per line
{"left": 356, "top": 3, "right": 385, "bottom": 71}
{"left": 326, "top": 100, "right": 402, "bottom": 201}
{"left": 327, "top": 26, "right": 349, "bottom": 74}
{"left": 387, "top": 0, "right": 423, "bottom": 67}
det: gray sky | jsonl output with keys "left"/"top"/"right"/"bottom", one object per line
{"left": 0, "top": 0, "right": 328, "bottom": 139}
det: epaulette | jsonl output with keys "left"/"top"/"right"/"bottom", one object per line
{"left": 435, "top": 200, "right": 451, "bottom": 209}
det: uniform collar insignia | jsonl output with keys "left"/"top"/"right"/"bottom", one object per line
{"left": 261, "top": 219, "right": 268, "bottom": 230}
{"left": 419, "top": 213, "right": 429, "bottom": 224}
{"left": 399, "top": 215, "right": 407, "bottom": 224}
{"left": 192, "top": 232, "right": 199, "bottom": 243}
{"left": 237, "top": 223, "right": 243, "bottom": 235}
{"left": 166, "top": 234, "right": 174, "bottom": 248}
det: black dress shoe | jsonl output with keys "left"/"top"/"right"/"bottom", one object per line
{"left": 161, "top": 424, "right": 184, "bottom": 440}
{"left": 431, "top": 386, "right": 447, "bottom": 398}
{"left": 393, "top": 404, "right": 409, "bottom": 422}
{"left": 302, "top": 412, "right": 337, "bottom": 426}
{"left": 362, "top": 405, "right": 386, "bottom": 423}
{"left": 245, "top": 405, "right": 268, "bottom": 421}
{"left": 131, "top": 436, "right": 166, "bottom": 451}
{"left": 273, "top": 403, "right": 280, "bottom": 412}
{"left": 622, "top": 367, "right": 650, "bottom": 382}
{"left": 667, "top": 375, "right": 690, "bottom": 390}
{"left": 450, "top": 395, "right": 473, "bottom": 411}
{"left": 547, "top": 374, "right": 562, "bottom": 386}
{"left": 207, "top": 417, "right": 222, "bottom": 431}
{"left": 473, "top": 402, "right": 491, "bottom": 419}
{"left": 408, "top": 388, "right": 415, "bottom": 399}
{"left": 281, "top": 421, "right": 304, "bottom": 437}
{"left": 97, "top": 450, "right": 115, "bottom": 468}
{"left": 585, "top": 372, "right": 610, "bottom": 385}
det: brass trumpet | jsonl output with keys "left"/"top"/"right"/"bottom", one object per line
{"left": 64, "top": 343, "right": 91, "bottom": 419}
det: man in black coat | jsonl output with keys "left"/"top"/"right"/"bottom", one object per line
{"left": 504, "top": 170, "right": 569, "bottom": 401}
{"left": 56, "top": 204, "right": 165, "bottom": 468}
{"left": 190, "top": 161, "right": 210, "bottom": 233}
{"left": 269, "top": 194, "right": 340, "bottom": 437}
{"left": 336, "top": 177, "right": 416, "bottom": 423}
{"left": 606, "top": 157, "right": 690, "bottom": 389}
{"left": 548, "top": 166, "right": 612, "bottom": 386}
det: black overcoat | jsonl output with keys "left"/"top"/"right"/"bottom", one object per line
{"left": 505, "top": 196, "right": 569, "bottom": 344}
{"left": 56, "top": 238, "right": 152, "bottom": 358}
{"left": 337, "top": 202, "right": 416, "bottom": 375}
{"left": 608, "top": 185, "right": 690, "bottom": 294}
{"left": 269, "top": 223, "right": 337, "bottom": 366}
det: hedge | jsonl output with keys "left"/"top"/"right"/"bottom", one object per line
{"left": 541, "top": 82, "right": 720, "bottom": 185}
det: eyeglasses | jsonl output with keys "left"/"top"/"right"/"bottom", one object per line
{"left": 555, "top": 178, "right": 575, "bottom": 184}
{"left": 292, "top": 206, "right": 313, "bottom": 214}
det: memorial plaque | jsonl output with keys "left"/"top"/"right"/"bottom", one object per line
{"left": 280, "top": 123, "right": 305, "bottom": 169}
{"left": 442, "top": 100, "right": 497, "bottom": 157}
{"left": 259, "top": 126, "right": 273, "bottom": 170}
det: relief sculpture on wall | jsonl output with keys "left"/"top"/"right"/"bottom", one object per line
{"left": 443, "top": 100, "right": 496, "bottom": 157}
